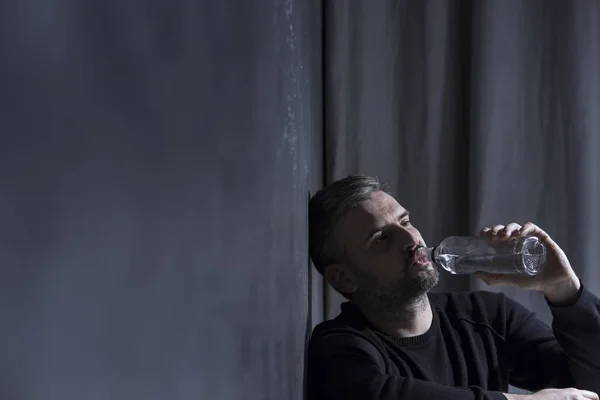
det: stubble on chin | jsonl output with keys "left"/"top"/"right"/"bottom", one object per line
{"left": 359, "top": 266, "right": 440, "bottom": 312}
{"left": 409, "top": 265, "right": 440, "bottom": 294}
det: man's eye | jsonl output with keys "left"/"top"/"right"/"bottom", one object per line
{"left": 375, "top": 234, "right": 388, "bottom": 244}
{"left": 401, "top": 220, "right": 411, "bottom": 226}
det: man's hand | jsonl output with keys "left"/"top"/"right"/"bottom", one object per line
{"left": 475, "top": 222, "right": 581, "bottom": 304}
{"left": 505, "top": 388, "right": 599, "bottom": 400}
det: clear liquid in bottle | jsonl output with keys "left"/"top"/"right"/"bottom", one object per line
{"left": 419, "top": 235, "right": 547, "bottom": 276}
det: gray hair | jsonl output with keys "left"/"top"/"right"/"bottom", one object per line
{"left": 308, "top": 175, "right": 390, "bottom": 275}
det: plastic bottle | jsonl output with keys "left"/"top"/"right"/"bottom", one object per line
{"left": 415, "top": 235, "right": 547, "bottom": 276}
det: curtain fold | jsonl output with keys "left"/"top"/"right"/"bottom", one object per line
{"left": 323, "top": 0, "right": 600, "bottom": 323}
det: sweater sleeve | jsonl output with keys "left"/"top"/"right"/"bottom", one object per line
{"left": 549, "top": 283, "right": 600, "bottom": 392}
{"left": 504, "top": 283, "right": 600, "bottom": 393}
{"left": 306, "top": 330, "right": 508, "bottom": 400}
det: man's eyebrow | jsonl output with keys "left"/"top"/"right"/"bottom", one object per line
{"left": 364, "top": 211, "right": 410, "bottom": 244}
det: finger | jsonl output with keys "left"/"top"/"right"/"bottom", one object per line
{"left": 499, "top": 222, "right": 522, "bottom": 238}
{"left": 474, "top": 272, "right": 504, "bottom": 286}
{"left": 474, "top": 272, "right": 493, "bottom": 285}
{"left": 519, "top": 222, "right": 538, "bottom": 236}
{"left": 580, "top": 389, "right": 599, "bottom": 399}
{"left": 479, "top": 227, "right": 492, "bottom": 239}
{"left": 520, "top": 222, "right": 554, "bottom": 245}
{"left": 474, "top": 271, "right": 525, "bottom": 287}
{"left": 491, "top": 225, "right": 504, "bottom": 235}
{"left": 488, "top": 225, "right": 505, "bottom": 241}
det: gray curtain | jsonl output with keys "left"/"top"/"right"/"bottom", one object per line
{"left": 324, "top": 0, "right": 600, "bottom": 326}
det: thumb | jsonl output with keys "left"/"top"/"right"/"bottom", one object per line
{"left": 579, "top": 389, "right": 599, "bottom": 400}
{"left": 474, "top": 271, "right": 521, "bottom": 287}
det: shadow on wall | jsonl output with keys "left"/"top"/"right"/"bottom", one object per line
{"left": 304, "top": 190, "right": 317, "bottom": 400}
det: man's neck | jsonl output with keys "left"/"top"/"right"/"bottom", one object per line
{"left": 354, "top": 294, "right": 433, "bottom": 337}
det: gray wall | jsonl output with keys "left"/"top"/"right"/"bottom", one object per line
{"left": 0, "top": 1, "right": 323, "bottom": 399}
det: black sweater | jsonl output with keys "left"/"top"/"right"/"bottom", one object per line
{"left": 307, "top": 285, "right": 600, "bottom": 400}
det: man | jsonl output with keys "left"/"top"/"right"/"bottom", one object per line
{"left": 307, "top": 175, "right": 600, "bottom": 400}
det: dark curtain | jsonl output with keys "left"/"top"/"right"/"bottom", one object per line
{"left": 323, "top": 0, "right": 600, "bottom": 330}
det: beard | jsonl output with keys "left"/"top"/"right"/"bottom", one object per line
{"left": 355, "top": 265, "right": 440, "bottom": 313}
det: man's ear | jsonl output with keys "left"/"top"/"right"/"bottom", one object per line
{"left": 324, "top": 264, "right": 358, "bottom": 295}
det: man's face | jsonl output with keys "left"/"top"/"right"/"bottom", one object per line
{"left": 334, "top": 190, "right": 439, "bottom": 306}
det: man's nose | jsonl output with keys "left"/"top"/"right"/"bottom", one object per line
{"left": 391, "top": 225, "right": 419, "bottom": 251}
{"left": 403, "top": 240, "right": 419, "bottom": 252}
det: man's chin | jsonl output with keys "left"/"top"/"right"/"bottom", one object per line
{"left": 410, "top": 265, "right": 439, "bottom": 293}
{"left": 356, "top": 267, "right": 440, "bottom": 307}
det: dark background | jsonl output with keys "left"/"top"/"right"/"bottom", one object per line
{"left": 2, "top": 0, "right": 600, "bottom": 399}
{"left": 0, "top": 1, "right": 322, "bottom": 399}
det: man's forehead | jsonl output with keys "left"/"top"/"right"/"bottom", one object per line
{"left": 335, "top": 191, "right": 406, "bottom": 238}
{"left": 359, "top": 190, "right": 401, "bottom": 214}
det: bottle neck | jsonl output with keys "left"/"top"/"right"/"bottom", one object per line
{"left": 424, "top": 246, "right": 436, "bottom": 262}
{"left": 415, "top": 246, "right": 436, "bottom": 263}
